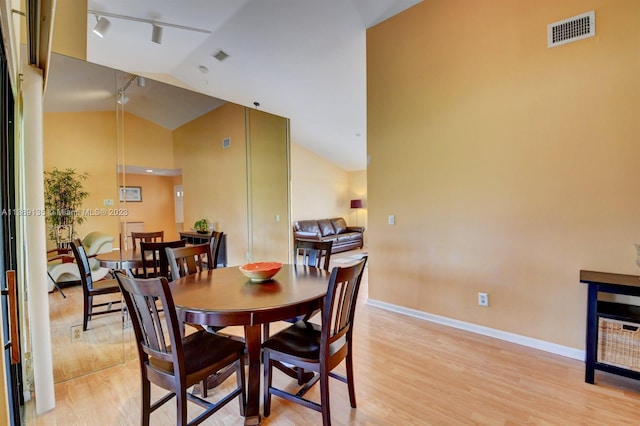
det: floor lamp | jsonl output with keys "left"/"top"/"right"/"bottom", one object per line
{"left": 350, "top": 199, "right": 363, "bottom": 226}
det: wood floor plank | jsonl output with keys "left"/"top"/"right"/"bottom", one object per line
{"left": 25, "top": 255, "right": 640, "bottom": 424}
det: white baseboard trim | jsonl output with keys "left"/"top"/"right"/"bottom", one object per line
{"left": 366, "top": 298, "right": 585, "bottom": 361}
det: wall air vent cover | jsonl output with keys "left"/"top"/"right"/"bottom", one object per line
{"left": 548, "top": 11, "right": 595, "bottom": 48}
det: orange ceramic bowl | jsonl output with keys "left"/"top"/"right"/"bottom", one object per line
{"left": 239, "top": 262, "right": 282, "bottom": 282}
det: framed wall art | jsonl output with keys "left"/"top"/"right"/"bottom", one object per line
{"left": 119, "top": 186, "right": 142, "bottom": 202}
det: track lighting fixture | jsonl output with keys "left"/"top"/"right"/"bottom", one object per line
{"left": 117, "top": 91, "right": 129, "bottom": 105}
{"left": 92, "top": 16, "right": 111, "bottom": 38}
{"left": 88, "top": 9, "right": 211, "bottom": 44}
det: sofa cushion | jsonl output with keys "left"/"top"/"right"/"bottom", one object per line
{"left": 296, "top": 220, "right": 321, "bottom": 234}
{"left": 330, "top": 217, "right": 348, "bottom": 234}
{"left": 336, "top": 232, "right": 361, "bottom": 243}
{"left": 318, "top": 219, "right": 335, "bottom": 236}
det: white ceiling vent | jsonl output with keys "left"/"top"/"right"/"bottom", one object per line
{"left": 213, "top": 49, "right": 230, "bottom": 62}
{"left": 548, "top": 11, "right": 595, "bottom": 48}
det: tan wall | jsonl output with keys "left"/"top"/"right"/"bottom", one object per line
{"left": 247, "top": 109, "right": 290, "bottom": 263}
{"left": 43, "top": 111, "right": 119, "bottom": 243}
{"left": 119, "top": 174, "right": 178, "bottom": 241}
{"left": 50, "top": 0, "right": 87, "bottom": 60}
{"left": 121, "top": 114, "right": 174, "bottom": 170}
{"left": 290, "top": 143, "right": 351, "bottom": 222}
{"left": 173, "top": 103, "right": 248, "bottom": 265}
{"left": 44, "top": 111, "right": 175, "bottom": 247}
{"left": 367, "top": 0, "right": 640, "bottom": 350}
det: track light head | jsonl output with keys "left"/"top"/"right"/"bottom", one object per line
{"left": 92, "top": 16, "right": 111, "bottom": 38}
{"left": 151, "top": 24, "right": 163, "bottom": 44}
{"left": 117, "top": 91, "right": 129, "bottom": 105}
{"left": 137, "top": 76, "right": 146, "bottom": 87}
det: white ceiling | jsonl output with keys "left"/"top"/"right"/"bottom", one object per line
{"left": 46, "top": 0, "right": 421, "bottom": 171}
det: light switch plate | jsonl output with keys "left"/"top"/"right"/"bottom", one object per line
{"left": 388, "top": 215, "right": 395, "bottom": 225}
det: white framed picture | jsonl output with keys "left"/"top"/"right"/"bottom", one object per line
{"left": 119, "top": 186, "right": 142, "bottom": 202}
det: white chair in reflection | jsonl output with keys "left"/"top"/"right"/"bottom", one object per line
{"left": 47, "top": 231, "right": 115, "bottom": 293}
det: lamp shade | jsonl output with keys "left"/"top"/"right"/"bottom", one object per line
{"left": 350, "top": 199, "right": 363, "bottom": 209}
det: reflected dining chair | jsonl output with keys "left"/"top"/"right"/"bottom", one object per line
{"left": 70, "top": 239, "right": 122, "bottom": 331}
{"left": 166, "top": 243, "right": 213, "bottom": 279}
{"left": 130, "top": 231, "right": 164, "bottom": 276}
{"left": 131, "top": 230, "right": 164, "bottom": 250}
{"left": 262, "top": 256, "right": 368, "bottom": 426}
{"left": 139, "top": 240, "right": 187, "bottom": 280}
{"left": 114, "top": 272, "right": 246, "bottom": 426}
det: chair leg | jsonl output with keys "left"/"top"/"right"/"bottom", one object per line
{"left": 201, "top": 378, "right": 208, "bottom": 398}
{"left": 345, "top": 351, "right": 357, "bottom": 408}
{"left": 236, "top": 357, "right": 246, "bottom": 416}
{"left": 320, "top": 369, "right": 331, "bottom": 426}
{"left": 263, "top": 351, "right": 272, "bottom": 417}
{"left": 83, "top": 296, "right": 91, "bottom": 331}
{"left": 177, "top": 388, "right": 187, "bottom": 426}
{"left": 141, "top": 378, "right": 151, "bottom": 426}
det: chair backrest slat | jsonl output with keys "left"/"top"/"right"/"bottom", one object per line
{"left": 294, "top": 239, "right": 333, "bottom": 271}
{"left": 209, "top": 231, "right": 224, "bottom": 269}
{"left": 321, "top": 256, "right": 367, "bottom": 349}
{"left": 166, "top": 243, "right": 213, "bottom": 279}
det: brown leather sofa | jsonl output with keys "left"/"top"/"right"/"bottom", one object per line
{"left": 293, "top": 217, "right": 364, "bottom": 254}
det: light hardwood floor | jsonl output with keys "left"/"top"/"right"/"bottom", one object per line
{"left": 25, "top": 253, "right": 640, "bottom": 425}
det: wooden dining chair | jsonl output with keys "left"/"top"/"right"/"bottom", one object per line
{"left": 166, "top": 243, "right": 215, "bottom": 331}
{"left": 262, "top": 256, "right": 368, "bottom": 426}
{"left": 262, "top": 238, "right": 334, "bottom": 340}
{"left": 166, "top": 243, "right": 213, "bottom": 279}
{"left": 139, "top": 240, "right": 187, "bottom": 279}
{"left": 209, "top": 231, "right": 224, "bottom": 269}
{"left": 114, "top": 272, "right": 246, "bottom": 426}
{"left": 294, "top": 238, "right": 333, "bottom": 271}
{"left": 70, "top": 239, "right": 122, "bottom": 331}
{"left": 130, "top": 231, "right": 164, "bottom": 276}
{"left": 131, "top": 231, "right": 164, "bottom": 250}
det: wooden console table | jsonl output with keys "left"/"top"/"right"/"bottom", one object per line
{"left": 580, "top": 270, "right": 640, "bottom": 383}
{"left": 178, "top": 231, "right": 227, "bottom": 267}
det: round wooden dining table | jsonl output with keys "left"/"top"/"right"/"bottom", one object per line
{"left": 170, "top": 264, "right": 330, "bottom": 426}
{"left": 96, "top": 248, "right": 143, "bottom": 273}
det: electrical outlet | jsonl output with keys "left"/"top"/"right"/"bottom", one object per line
{"left": 71, "top": 325, "right": 83, "bottom": 342}
{"left": 478, "top": 292, "right": 489, "bottom": 307}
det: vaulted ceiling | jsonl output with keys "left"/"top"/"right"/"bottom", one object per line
{"left": 46, "top": 0, "right": 422, "bottom": 170}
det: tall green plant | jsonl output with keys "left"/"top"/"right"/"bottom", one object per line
{"left": 44, "top": 168, "right": 89, "bottom": 241}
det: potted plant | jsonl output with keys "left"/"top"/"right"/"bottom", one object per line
{"left": 44, "top": 167, "right": 89, "bottom": 242}
{"left": 194, "top": 218, "right": 208, "bottom": 234}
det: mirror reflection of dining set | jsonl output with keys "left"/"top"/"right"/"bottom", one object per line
{"left": 77, "top": 230, "right": 370, "bottom": 426}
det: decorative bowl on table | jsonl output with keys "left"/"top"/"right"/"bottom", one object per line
{"left": 239, "top": 262, "right": 282, "bottom": 282}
